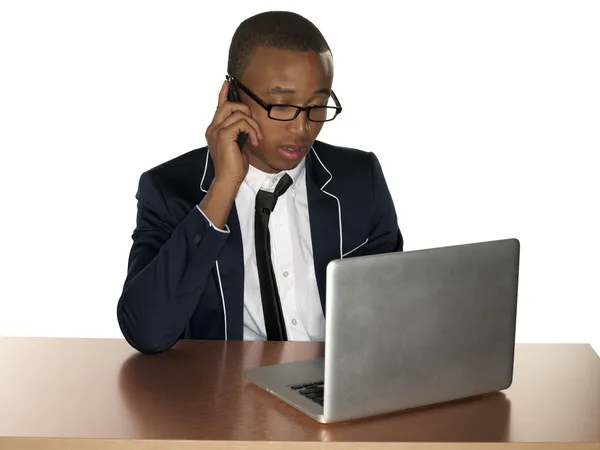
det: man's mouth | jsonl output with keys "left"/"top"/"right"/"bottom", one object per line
{"left": 277, "top": 145, "right": 307, "bottom": 161}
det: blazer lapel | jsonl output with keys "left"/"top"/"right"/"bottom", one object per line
{"left": 215, "top": 206, "right": 244, "bottom": 340}
{"left": 305, "top": 148, "right": 342, "bottom": 314}
{"left": 200, "top": 151, "right": 245, "bottom": 340}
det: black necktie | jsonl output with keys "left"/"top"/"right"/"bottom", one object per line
{"left": 255, "top": 173, "right": 293, "bottom": 341}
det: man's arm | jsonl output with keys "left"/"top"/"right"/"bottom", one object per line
{"left": 361, "top": 152, "right": 403, "bottom": 255}
{"left": 118, "top": 77, "right": 263, "bottom": 353}
{"left": 116, "top": 171, "right": 231, "bottom": 354}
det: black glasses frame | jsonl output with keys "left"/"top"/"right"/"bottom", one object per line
{"left": 226, "top": 74, "right": 342, "bottom": 122}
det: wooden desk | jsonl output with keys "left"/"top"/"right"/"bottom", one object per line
{"left": 0, "top": 338, "right": 598, "bottom": 449}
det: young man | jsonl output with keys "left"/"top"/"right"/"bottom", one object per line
{"left": 117, "top": 11, "right": 403, "bottom": 354}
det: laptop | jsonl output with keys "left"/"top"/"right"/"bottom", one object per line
{"left": 245, "top": 238, "right": 520, "bottom": 423}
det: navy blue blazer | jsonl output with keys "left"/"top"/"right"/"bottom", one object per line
{"left": 117, "top": 140, "right": 403, "bottom": 353}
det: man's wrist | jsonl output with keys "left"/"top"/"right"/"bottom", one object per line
{"left": 197, "top": 177, "right": 240, "bottom": 230}
{"left": 196, "top": 205, "right": 230, "bottom": 233}
{"left": 212, "top": 176, "right": 242, "bottom": 195}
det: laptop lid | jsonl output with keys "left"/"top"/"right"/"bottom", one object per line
{"left": 322, "top": 238, "right": 520, "bottom": 423}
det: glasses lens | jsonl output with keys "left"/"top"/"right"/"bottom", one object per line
{"left": 269, "top": 105, "right": 339, "bottom": 121}
{"left": 270, "top": 106, "right": 300, "bottom": 120}
{"left": 308, "top": 107, "right": 337, "bottom": 122}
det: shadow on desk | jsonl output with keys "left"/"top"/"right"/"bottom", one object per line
{"left": 118, "top": 340, "right": 511, "bottom": 442}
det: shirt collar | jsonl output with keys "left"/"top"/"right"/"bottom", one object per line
{"left": 244, "top": 156, "right": 306, "bottom": 195}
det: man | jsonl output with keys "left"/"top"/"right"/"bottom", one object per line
{"left": 117, "top": 11, "right": 403, "bottom": 354}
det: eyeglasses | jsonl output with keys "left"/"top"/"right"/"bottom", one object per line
{"left": 226, "top": 74, "right": 342, "bottom": 122}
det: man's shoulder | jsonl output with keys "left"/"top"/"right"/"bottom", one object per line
{"left": 312, "top": 139, "right": 373, "bottom": 162}
{"left": 137, "top": 147, "right": 208, "bottom": 192}
{"left": 136, "top": 147, "right": 209, "bottom": 203}
{"left": 311, "top": 140, "right": 379, "bottom": 180}
{"left": 143, "top": 147, "right": 208, "bottom": 179}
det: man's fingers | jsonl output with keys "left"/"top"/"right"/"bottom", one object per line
{"left": 207, "top": 82, "right": 263, "bottom": 147}
{"left": 209, "top": 91, "right": 245, "bottom": 133}
{"left": 214, "top": 104, "right": 261, "bottom": 138}
{"left": 219, "top": 119, "right": 261, "bottom": 148}
{"left": 219, "top": 111, "right": 262, "bottom": 141}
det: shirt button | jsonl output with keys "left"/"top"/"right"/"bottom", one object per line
{"left": 283, "top": 271, "right": 289, "bottom": 278}
{"left": 292, "top": 319, "right": 297, "bottom": 325}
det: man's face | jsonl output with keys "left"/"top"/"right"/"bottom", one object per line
{"left": 238, "top": 46, "right": 334, "bottom": 173}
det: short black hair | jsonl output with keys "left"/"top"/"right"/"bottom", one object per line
{"left": 227, "top": 11, "right": 332, "bottom": 80}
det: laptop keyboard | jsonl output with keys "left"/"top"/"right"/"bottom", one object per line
{"left": 289, "top": 380, "right": 324, "bottom": 406}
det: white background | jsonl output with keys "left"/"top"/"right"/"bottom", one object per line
{"left": 0, "top": 1, "right": 598, "bottom": 356}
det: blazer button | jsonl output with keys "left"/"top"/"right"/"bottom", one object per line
{"left": 193, "top": 234, "right": 201, "bottom": 244}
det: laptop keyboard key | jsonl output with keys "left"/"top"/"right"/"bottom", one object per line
{"left": 290, "top": 381, "right": 325, "bottom": 406}
{"left": 290, "top": 380, "right": 323, "bottom": 389}
{"left": 298, "top": 386, "right": 322, "bottom": 395}
{"left": 305, "top": 392, "right": 321, "bottom": 399}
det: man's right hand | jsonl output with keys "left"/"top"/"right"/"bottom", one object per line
{"left": 199, "top": 80, "right": 263, "bottom": 229}
{"left": 204, "top": 80, "right": 263, "bottom": 186}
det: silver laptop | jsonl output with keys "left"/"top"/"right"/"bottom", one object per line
{"left": 245, "top": 238, "right": 520, "bottom": 423}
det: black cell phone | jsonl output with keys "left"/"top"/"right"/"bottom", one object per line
{"left": 227, "top": 80, "right": 248, "bottom": 151}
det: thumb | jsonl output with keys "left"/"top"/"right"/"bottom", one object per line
{"left": 241, "top": 148, "right": 250, "bottom": 165}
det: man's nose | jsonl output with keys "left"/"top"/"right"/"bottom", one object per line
{"left": 286, "top": 110, "right": 312, "bottom": 136}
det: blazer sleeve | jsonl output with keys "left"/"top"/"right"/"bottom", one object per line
{"left": 362, "top": 152, "right": 404, "bottom": 254}
{"left": 116, "top": 170, "right": 229, "bottom": 354}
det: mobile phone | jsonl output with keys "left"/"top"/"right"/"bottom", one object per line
{"left": 227, "top": 80, "right": 248, "bottom": 151}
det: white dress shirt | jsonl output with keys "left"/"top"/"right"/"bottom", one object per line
{"left": 198, "top": 157, "right": 325, "bottom": 341}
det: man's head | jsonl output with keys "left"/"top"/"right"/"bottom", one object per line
{"left": 227, "top": 11, "right": 338, "bottom": 173}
